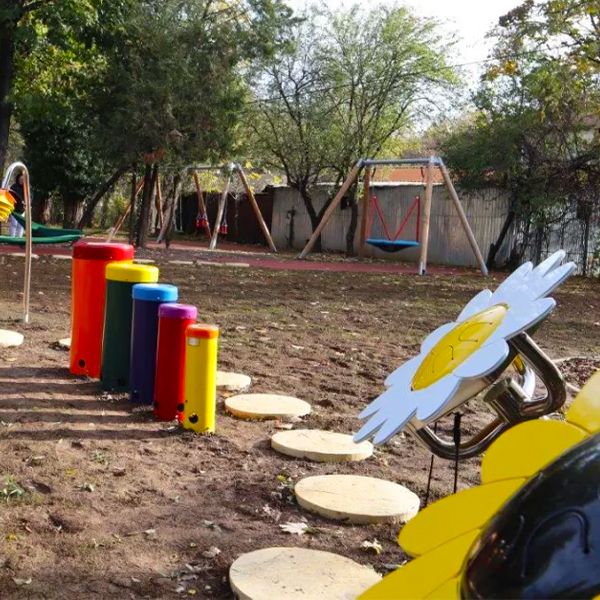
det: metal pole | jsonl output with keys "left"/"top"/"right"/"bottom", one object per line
{"left": 2, "top": 162, "right": 32, "bottom": 323}
{"left": 358, "top": 166, "right": 372, "bottom": 258}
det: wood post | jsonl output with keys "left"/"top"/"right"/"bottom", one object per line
{"left": 107, "top": 176, "right": 144, "bottom": 242}
{"left": 298, "top": 161, "right": 362, "bottom": 259}
{"left": 418, "top": 157, "right": 435, "bottom": 275}
{"left": 439, "top": 162, "right": 489, "bottom": 276}
{"left": 358, "top": 166, "right": 372, "bottom": 258}
{"left": 236, "top": 165, "right": 277, "bottom": 253}
{"left": 209, "top": 174, "right": 231, "bottom": 250}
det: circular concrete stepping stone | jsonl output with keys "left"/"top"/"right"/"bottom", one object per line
{"left": 57, "top": 337, "right": 71, "bottom": 350}
{"left": 272, "top": 429, "right": 373, "bottom": 463}
{"left": 217, "top": 371, "right": 252, "bottom": 393}
{"left": 0, "top": 329, "right": 24, "bottom": 348}
{"left": 225, "top": 393, "right": 310, "bottom": 420}
{"left": 229, "top": 546, "right": 380, "bottom": 600}
{"left": 295, "top": 474, "right": 419, "bottom": 524}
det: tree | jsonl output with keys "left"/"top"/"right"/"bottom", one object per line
{"left": 439, "top": 0, "right": 600, "bottom": 270}
{"left": 6, "top": 0, "right": 294, "bottom": 231}
{"left": 248, "top": 5, "right": 457, "bottom": 253}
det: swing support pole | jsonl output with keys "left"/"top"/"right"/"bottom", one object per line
{"left": 236, "top": 164, "right": 278, "bottom": 253}
{"left": 298, "top": 160, "right": 363, "bottom": 259}
{"left": 209, "top": 167, "right": 232, "bottom": 250}
{"left": 418, "top": 156, "right": 435, "bottom": 275}
{"left": 439, "top": 160, "right": 489, "bottom": 276}
{"left": 358, "top": 165, "right": 372, "bottom": 258}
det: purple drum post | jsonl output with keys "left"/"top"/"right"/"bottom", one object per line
{"left": 129, "top": 283, "right": 178, "bottom": 404}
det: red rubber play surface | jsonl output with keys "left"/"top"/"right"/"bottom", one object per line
{"left": 0, "top": 238, "right": 475, "bottom": 276}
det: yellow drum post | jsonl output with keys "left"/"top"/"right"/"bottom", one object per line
{"left": 182, "top": 324, "right": 220, "bottom": 433}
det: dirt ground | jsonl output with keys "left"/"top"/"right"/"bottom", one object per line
{"left": 0, "top": 250, "right": 598, "bottom": 599}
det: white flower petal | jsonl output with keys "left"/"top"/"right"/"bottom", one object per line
{"left": 529, "top": 262, "right": 576, "bottom": 300}
{"left": 372, "top": 407, "right": 418, "bottom": 445}
{"left": 457, "top": 290, "right": 493, "bottom": 322}
{"left": 415, "top": 374, "right": 461, "bottom": 422}
{"left": 359, "top": 386, "right": 396, "bottom": 419}
{"left": 420, "top": 322, "right": 456, "bottom": 354}
{"left": 354, "top": 390, "right": 417, "bottom": 444}
{"left": 453, "top": 339, "right": 510, "bottom": 379}
{"left": 490, "top": 262, "right": 534, "bottom": 304}
{"left": 493, "top": 297, "right": 556, "bottom": 341}
{"left": 384, "top": 355, "right": 421, "bottom": 388}
{"left": 531, "top": 250, "right": 566, "bottom": 277}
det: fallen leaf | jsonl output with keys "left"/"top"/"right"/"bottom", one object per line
{"left": 361, "top": 539, "right": 383, "bottom": 555}
{"left": 279, "top": 521, "right": 310, "bottom": 535}
{"left": 12, "top": 578, "right": 32, "bottom": 586}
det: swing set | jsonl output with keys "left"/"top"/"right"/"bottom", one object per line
{"left": 188, "top": 163, "right": 277, "bottom": 252}
{"left": 299, "top": 156, "right": 489, "bottom": 276}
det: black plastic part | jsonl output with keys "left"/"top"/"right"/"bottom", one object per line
{"left": 462, "top": 432, "right": 600, "bottom": 599}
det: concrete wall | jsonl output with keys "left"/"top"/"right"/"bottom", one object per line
{"left": 271, "top": 183, "right": 511, "bottom": 267}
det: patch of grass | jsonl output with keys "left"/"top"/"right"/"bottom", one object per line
{"left": 90, "top": 450, "right": 110, "bottom": 466}
{"left": 0, "top": 475, "right": 25, "bottom": 503}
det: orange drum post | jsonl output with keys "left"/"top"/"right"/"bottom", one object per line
{"left": 70, "top": 241, "right": 134, "bottom": 377}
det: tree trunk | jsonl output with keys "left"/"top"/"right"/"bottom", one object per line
{"left": 162, "top": 174, "right": 183, "bottom": 248}
{"left": 487, "top": 209, "right": 515, "bottom": 269}
{"left": 344, "top": 183, "right": 358, "bottom": 256}
{"left": 136, "top": 163, "right": 154, "bottom": 247}
{"left": 33, "top": 196, "right": 51, "bottom": 224}
{"left": 0, "top": 17, "right": 17, "bottom": 174}
{"left": 299, "top": 187, "right": 323, "bottom": 252}
{"left": 63, "top": 196, "right": 83, "bottom": 228}
{"left": 77, "top": 165, "right": 128, "bottom": 229}
{"left": 128, "top": 171, "right": 137, "bottom": 245}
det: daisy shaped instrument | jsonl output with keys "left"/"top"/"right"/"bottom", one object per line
{"left": 354, "top": 250, "right": 577, "bottom": 458}
{"left": 359, "top": 369, "right": 600, "bottom": 599}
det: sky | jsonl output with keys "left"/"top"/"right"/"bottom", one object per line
{"left": 286, "top": 0, "right": 524, "bottom": 81}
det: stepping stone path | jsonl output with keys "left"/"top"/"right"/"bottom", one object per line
{"left": 216, "top": 371, "right": 252, "bottom": 393}
{"left": 271, "top": 429, "right": 373, "bottom": 462}
{"left": 0, "top": 329, "right": 24, "bottom": 348}
{"left": 229, "top": 547, "right": 380, "bottom": 600}
{"left": 225, "top": 393, "right": 310, "bottom": 420}
{"left": 295, "top": 474, "right": 420, "bottom": 524}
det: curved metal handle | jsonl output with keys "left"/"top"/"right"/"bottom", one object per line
{"left": 411, "top": 333, "right": 567, "bottom": 460}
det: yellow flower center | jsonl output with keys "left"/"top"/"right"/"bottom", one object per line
{"left": 412, "top": 304, "right": 508, "bottom": 391}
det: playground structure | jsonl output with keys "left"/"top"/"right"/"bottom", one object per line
{"left": 107, "top": 162, "right": 278, "bottom": 252}
{"left": 0, "top": 162, "right": 83, "bottom": 324}
{"left": 299, "top": 156, "right": 489, "bottom": 276}
{"left": 185, "top": 163, "right": 277, "bottom": 252}
{"left": 354, "top": 250, "right": 576, "bottom": 456}
{"left": 68, "top": 240, "right": 222, "bottom": 434}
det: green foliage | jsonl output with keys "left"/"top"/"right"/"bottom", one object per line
{"left": 439, "top": 0, "right": 600, "bottom": 258}
{"left": 6, "top": 0, "right": 294, "bottom": 225}
{"left": 0, "top": 475, "right": 25, "bottom": 503}
{"left": 248, "top": 4, "right": 458, "bottom": 225}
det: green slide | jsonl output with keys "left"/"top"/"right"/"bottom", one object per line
{"left": 0, "top": 212, "right": 83, "bottom": 244}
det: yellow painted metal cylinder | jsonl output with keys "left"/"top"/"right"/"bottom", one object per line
{"left": 182, "top": 324, "right": 219, "bottom": 433}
